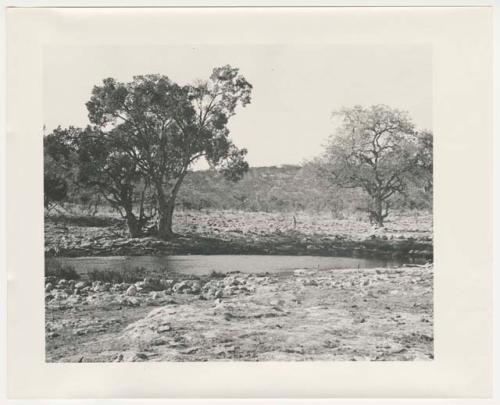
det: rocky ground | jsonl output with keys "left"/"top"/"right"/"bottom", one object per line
{"left": 46, "top": 265, "right": 433, "bottom": 362}
{"left": 44, "top": 210, "right": 433, "bottom": 260}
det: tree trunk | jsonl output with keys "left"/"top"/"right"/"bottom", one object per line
{"left": 154, "top": 172, "right": 187, "bottom": 240}
{"left": 125, "top": 211, "right": 141, "bottom": 238}
{"left": 369, "top": 197, "right": 387, "bottom": 227}
{"left": 372, "top": 212, "right": 385, "bottom": 228}
{"left": 157, "top": 199, "right": 175, "bottom": 240}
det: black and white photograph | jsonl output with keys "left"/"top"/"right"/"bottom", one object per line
{"left": 42, "top": 43, "right": 434, "bottom": 363}
{"left": 5, "top": 3, "right": 497, "bottom": 400}
{"left": 42, "top": 44, "right": 434, "bottom": 363}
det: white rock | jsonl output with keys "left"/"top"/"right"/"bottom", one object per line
{"left": 126, "top": 285, "right": 137, "bottom": 296}
{"left": 75, "top": 281, "right": 87, "bottom": 290}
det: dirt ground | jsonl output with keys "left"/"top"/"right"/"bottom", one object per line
{"left": 44, "top": 210, "right": 433, "bottom": 259}
{"left": 46, "top": 265, "right": 433, "bottom": 362}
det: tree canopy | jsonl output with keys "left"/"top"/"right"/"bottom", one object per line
{"left": 321, "top": 105, "right": 433, "bottom": 226}
{"left": 45, "top": 65, "right": 253, "bottom": 238}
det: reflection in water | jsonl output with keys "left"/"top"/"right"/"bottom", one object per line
{"left": 47, "top": 254, "right": 411, "bottom": 277}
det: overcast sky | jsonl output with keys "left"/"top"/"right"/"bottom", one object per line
{"left": 44, "top": 44, "right": 432, "bottom": 168}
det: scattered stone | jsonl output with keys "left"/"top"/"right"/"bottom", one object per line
{"left": 151, "top": 338, "right": 169, "bottom": 346}
{"left": 157, "top": 324, "right": 172, "bottom": 333}
{"left": 190, "top": 281, "right": 201, "bottom": 294}
{"left": 179, "top": 347, "right": 199, "bottom": 355}
{"left": 121, "top": 296, "right": 140, "bottom": 306}
{"left": 172, "top": 280, "right": 191, "bottom": 294}
{"left": 173, "top": 280, "right": 202, "bottom": 294}
{"left": 93, "top": 283, "right": 109, "bottom": 292}
{"left": 126, "top": 285, "right": 137, "bottom": 296}
{"left": 75, "top": 281, "right": 87, "bottom": 290}
{"left": 124, "top": 352, "right": 149, "bottom": 362}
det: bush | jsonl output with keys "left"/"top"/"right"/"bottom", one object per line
{"left": 209, "top": 270, "right": 226, "bottom": 279}
{"left": 86, "top": 267, "right": 150, "bottom": 284}
{"left": 44, "top": 174, "right": 68, "bottom": 209}
{"left": 45, "top": 263, "right": 80, "bottom": 280}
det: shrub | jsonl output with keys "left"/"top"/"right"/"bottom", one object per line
{"left": 45, "top": 263, "right": 80, "bottom": 280}
{"left": 86, "top": 267, "right": 150, "bottom": 284}
{"left": 209, "top": 270, "right": 226, "bottom": 279}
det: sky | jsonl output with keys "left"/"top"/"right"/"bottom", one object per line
{"left": 44, "top": 44, "right": 432, "bottom": 169}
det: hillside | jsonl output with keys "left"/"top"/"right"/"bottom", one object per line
{"left": 177, "top": 164, "right": 430, "bottom": 214}
{"left": 178, "top": 164, "right": 353, "bottom": 213}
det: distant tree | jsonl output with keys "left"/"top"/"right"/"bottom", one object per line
{"left": 44, "top": 173, "right": 68, "bottom": 211}
{"left": 43, "top": 127, "right": 78, "bottom": 211}
{"left": 321, "top": 105, "right": 430, "bottom": 226}
{"left": 86, "top": 65, "right": 252, "bottom": 239}
{"left": 414, "top": 130, "right": 433, "bottom": 193}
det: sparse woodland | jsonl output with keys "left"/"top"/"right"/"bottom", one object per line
{"left": 44, "top": 66, "right": 432, "bottom": 238}
{"left": 44, "top": 67, "right": 434, "bottom": 363}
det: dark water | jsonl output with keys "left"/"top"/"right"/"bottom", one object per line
{"left": 47, "top": 255, "right": 410, "bottom": 276}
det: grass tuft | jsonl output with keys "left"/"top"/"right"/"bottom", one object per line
{"left": 45, "top": 263, "right": 80, "bottom": 280}
{"left": 86, "top": 267, "right": 150, "bottom": 284}
{"left": 209, "top": 270, "right": 226, "bottom": 279}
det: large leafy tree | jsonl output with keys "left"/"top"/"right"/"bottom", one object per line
{"left": 322, "top": 105, "right": 432, "bottom": 226}
{"left": 86, "top": 65, "right": 252, "bottom": 239}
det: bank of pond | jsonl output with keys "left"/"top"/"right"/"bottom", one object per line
{"left": 47, "top": 254, "right": 430, "bottom": 280}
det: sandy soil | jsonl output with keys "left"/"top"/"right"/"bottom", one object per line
{"left": 46, "top": 265, "right": 433, "bottom": 362}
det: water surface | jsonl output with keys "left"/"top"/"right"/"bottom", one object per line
{"left": 48, "top": 254, "right": 411, "bottom": 276}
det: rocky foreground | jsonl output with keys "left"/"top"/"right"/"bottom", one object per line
{"left": 46, "top": 265, "right": 433, "bottom": 362}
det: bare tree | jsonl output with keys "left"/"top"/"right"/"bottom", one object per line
{"left": 321, "top": 105, "right": 432, "bottom": 226}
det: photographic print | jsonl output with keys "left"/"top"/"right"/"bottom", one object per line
{"left": 43, "top": 44, "right": 433, "bottom": 363}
